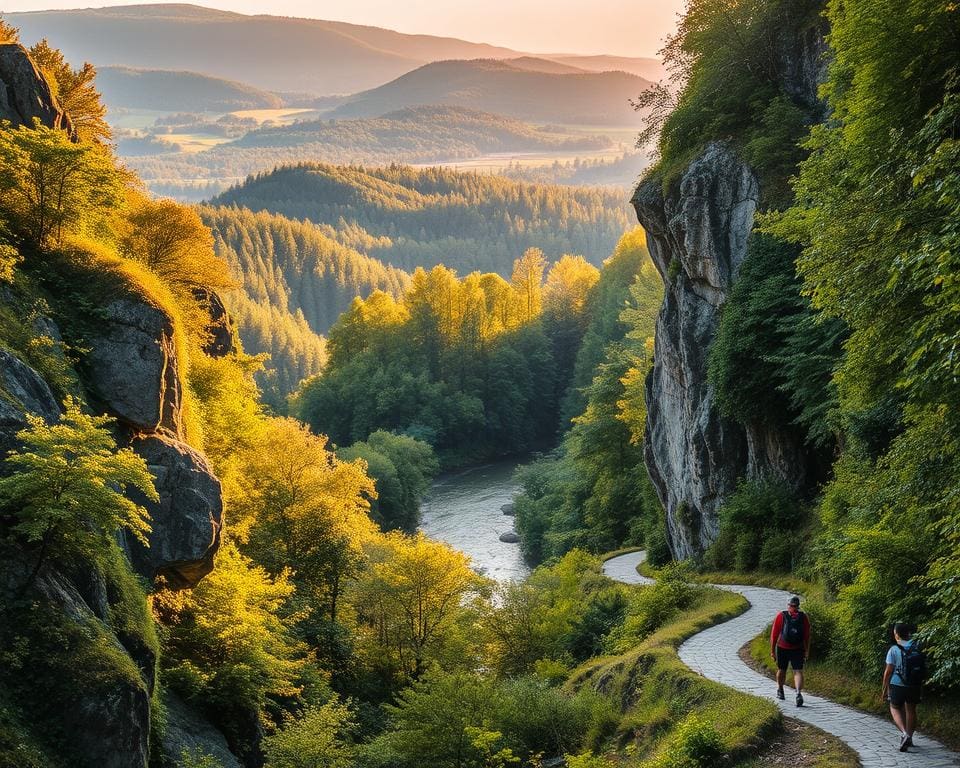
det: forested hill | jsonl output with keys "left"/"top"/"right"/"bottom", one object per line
{"left": 211, "top": 164, "right": 633, "bottom": 276}
{"left": 199, "top": 205, "right": 410, "bottom": 407}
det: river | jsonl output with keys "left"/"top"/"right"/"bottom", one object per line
{"left": 419, "top": 460, "right": 530, "bottom": 582}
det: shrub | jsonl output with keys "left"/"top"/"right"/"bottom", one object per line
{"left": 646, "top": 714, "right": 723, "bottom": 768}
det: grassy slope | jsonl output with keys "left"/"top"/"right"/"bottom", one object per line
{"left": 569, "top": 586, "right": 785, "bottom": 764}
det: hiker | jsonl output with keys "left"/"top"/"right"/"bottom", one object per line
{"left": 770, "top": 595, "right": 810, "bottom": 706}
{"left": 882, "top": 623, "right": 926, "bottom": 752}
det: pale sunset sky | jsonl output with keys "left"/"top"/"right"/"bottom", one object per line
{"left": 3, "top": 0, "right": 686, "bottom": 56}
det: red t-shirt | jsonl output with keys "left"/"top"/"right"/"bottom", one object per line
{"left": 771, "top": 609, "right": 811, "bottom": 650}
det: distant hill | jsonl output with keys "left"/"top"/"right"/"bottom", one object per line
{"left": 210, "top": 163, "right": 633, "bottom": 275}
{"left": 7, "top": 5, "right": 663, "bottom": 97}
{"left": 124, "top": 106, "right": 615, "bottom": 198}
{"left": 547, "top": 55, "right": 666, "bottom": 82}
{"left": 7, "top": 4, "right": 520, "bottom": 94}
{"left": 330, "top": 60, "right": 650, "bottom": 125}
{"left": 98, "top": 66, "right": 283, "bottom": 111}
{"left": 231, "top": 105, "right": 611, "bottom": 151}
{"left": 503, "top": 57, "right": 589, "bottom": 75}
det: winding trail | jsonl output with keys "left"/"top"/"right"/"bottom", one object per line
{"left": 602, "top": 551, "right": 959, "bottom": 768}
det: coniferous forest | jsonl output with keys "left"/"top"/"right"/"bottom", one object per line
{"left": 1, "top": 2, "right": 959, "bottom": 768}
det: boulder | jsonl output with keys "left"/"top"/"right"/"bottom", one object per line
{"left": 499, "top": 531, "right": 520, "bottom": 543}
{"left": 500, "top": 503, "right": 515, "bottom": 516}
{"left": 0, "top": 43, "right": 73, "bottom": 134}
{"left": 634, "top": 143, "right": 807, "bottom": 559}
{"left": 84, "top": 297, "right": 183, "bottom": 437}
{"left": 123, "top": 433, "right": 223, "bottom": 589}
{"left": 160, "top": 690, "right": 242, "bottom": 768}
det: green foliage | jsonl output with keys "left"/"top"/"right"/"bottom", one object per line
{"left": 705, "top": 480, "right": 806, "bottom": 573}
{"left": 178, "top": 748, "right": 225, "bottom": 768}
{"left": 338, "top": 431, "right": 438, "bottom": 532}
{"left": 605, "top": 567, "right": 697, "bottom": 653}
{"left": 294, "top": 261, "right": 558, "bottom": 464}
{"left": 646, "top": 0, "right": 821, "bottom": 199}
{"left": 363, "top": 669, "right": 614, "bottom": 768}
{"left": 708, "top": 233, "right": 845, "bottom": 446}
{"left": 0, "top": 397, "right": 156, "bottom": 576}
{"left": 262, "top": 698, "right": 356, "bottom": 768}
{"left": 0, "top": 121, "right": 124, "bottom": 249}
{"left": 763, "top": 0, "right": 960, "bottom": 688}
{"left": 645, "top": 714, "right": 723, "bottom": 768}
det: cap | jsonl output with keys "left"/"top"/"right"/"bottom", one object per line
{"left": 788, "top": 596, "right": 801, "bottom": 607}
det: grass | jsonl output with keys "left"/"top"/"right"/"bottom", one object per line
{"left": 746, "top": 631, "right": 960, "bottom": 752}
{"left": 568, "top": 584, "right": 784, "bottom": 766}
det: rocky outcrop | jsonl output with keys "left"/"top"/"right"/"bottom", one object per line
{"left": 634, "top": 144, "right": 808, "bottom": 558}
{"left": 0, "top": 42, "right": 73, "bottom": 134}
{"left": 84, "top": 297, "right": 184, "bottom": 438}
{"left": 193, "top": 288, "right": 238, "bottom": 357}
{"left": 0, "top": 349, "right": 61, "bottom": 456}
{"left": 161, "top": 691, "right": 243, "bottom": 768}
{"left": 30, "top": 568, "right": 152, "bottom": 768}
{"left": 124, "top": 433, "right": 223, "bottom": 589}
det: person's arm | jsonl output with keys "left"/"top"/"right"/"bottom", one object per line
{"left": 770, "top": 613, "right": 781, "bottom": 659}
{"left": 881, "top": 662, "right": 895, "bottom": 703}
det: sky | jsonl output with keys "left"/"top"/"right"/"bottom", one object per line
{"left": 3, "top": 0, "right": 686, "bottom": 57}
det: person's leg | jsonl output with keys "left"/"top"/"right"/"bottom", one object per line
{"left": 776, "top": 668, "right": 786, "bottom": 689}
{"left": 889, "top": 703, "right": 907, "bottom": 733}
{"left": 775, "top": 648, "right": 786, "bottom": 692}
{"left": 794, "top": 668, "right": 804, "bottom": 693}
{"left": 904, "top": 702, "right": 917, "bottom": 737}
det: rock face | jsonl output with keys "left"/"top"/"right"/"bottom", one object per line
{"left": 161, "top": 690, "right": 242, "bottom": 768}
{"left": 633, "top": 144, "right": 808, "bottom": 558}
{"left": 0, "top": 43, "right": 73, "bottom": 133}
{"left": 125, "top": 433, "right": 223, "bottom": 589}
{"left": 0, "top": 349, "right": 61, "bottom": 456}
{"left": 85, "top": 297, "right": 184, "bottom": 437}
{"left": 193, "top": 288, "right": 238, "bottom": 358}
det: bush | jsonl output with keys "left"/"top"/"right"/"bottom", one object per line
{"left": 646, "top": 714, "right": 723, "bottom": 768}
{"left": 706, "top": 480, "right": 806, "bottom": 573}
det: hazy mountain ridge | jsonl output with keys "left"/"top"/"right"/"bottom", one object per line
{"left": 7, "top": 4, "right": 662, "bottom": 95}
{"left": 98, "top": 65, "right": 284, "bottom": 111}
{"left": 330, "top": 59, "right": 651, "bottom": 125}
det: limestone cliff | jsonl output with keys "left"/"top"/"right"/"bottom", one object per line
{"left": 632, "top": 18, "right": 828, "bottom": 559}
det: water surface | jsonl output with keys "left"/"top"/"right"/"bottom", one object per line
{"left": 419, "top": 461, "right": 530, "bottom": 582}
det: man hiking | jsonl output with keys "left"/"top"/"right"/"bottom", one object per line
{"left": 770, "top": 595, "right": 810, "bottom": 706}
{"left": 882, "top": 623, "right": 926, "bottom": 752}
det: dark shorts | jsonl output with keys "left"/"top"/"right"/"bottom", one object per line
{"left": 889, "top": 684, "right": 921, "bottom": 706}
{"left": 776, "top": 646, "right": 805, "bottom": 671}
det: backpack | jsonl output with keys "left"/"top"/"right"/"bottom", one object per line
{"left": 897, "top": 644, "right": 927, "bottom": 688}
{"left": 780, "top": 610, "right": 805, "bottom": 646}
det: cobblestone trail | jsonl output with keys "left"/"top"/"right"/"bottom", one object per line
{"left": 602, "top": 551, "right": 959, "bottom": 768}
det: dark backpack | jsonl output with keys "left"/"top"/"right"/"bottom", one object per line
{"left": 780, "top": 610, "right": 805, "bottom": 646}
{"left": 897, "top": 644, "right": 927, "bottom": 688}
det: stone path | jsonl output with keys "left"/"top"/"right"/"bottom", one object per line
{"left": 602, "top": 551, "right": 960, "bottom": 768}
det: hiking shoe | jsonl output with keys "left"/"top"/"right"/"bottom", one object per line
{"left": 905, "top": 735, "right": 913, "bottom": 749}
{"left": 795, "top": 692, "right": 804, "bottom": 707}
{"left": 899, "top": 733, "right": 910, "bottom": 752}
{"left": 776, "top": 688, "right": 785, "bottom": 701}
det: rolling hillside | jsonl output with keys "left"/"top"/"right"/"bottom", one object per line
{"left": 98, "top": 66, "right": 283, "bottom": 111}
{"left": 210, "top": 163, "right": 633, "bottom": 275}
{"left": 330, "top": 59, "right": 650, "bottom": 125}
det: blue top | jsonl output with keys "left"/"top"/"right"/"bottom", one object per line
{"left": 886, "top": 639, "right": 915, "bottom": 687}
